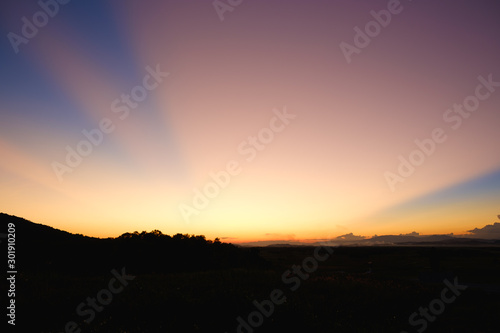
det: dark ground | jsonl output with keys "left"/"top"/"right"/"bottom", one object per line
{"left": 12, "top": 246, "right": 500, "bottom": 332}
{"left": 2, "top": 214, "right": 500, "bottom": 332}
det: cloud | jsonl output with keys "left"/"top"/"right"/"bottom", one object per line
{"left": 467, "top": 222, "right": 500, "bottom": 239}
{"left": 335, "top": 233, "right": 366, "bottom": 241}
{"left": 399, "top": 231, "right": 419, "bottom": 236}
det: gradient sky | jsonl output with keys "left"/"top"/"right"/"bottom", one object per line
{"left": 1, "top": 0, "right": 499, "bottom": 242}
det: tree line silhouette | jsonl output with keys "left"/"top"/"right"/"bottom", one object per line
{"left": 1, "top": 213, "right": 266, "bottom": 276}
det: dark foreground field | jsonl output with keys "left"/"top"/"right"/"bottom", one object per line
{"left": 13, "top": 245, "right": 500, "bottom": 332}
{"left": 2, "top": 214, "right": 500, "bottom": 332}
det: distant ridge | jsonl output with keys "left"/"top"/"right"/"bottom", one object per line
{"left": 1, "top": 212, "right": 91, "bottom": 239}
{"left": 0, "top": 212, "right": 267, "bottom": 274}
{"left": 3, "top": 212, "right": 500, "bottom": 250}
{"left": 237, "top": 230, "right": 500, "bottom": 247}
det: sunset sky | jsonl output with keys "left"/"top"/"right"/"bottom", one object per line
{"left": 1, "top": 0, "right": 499, "bottom": 243}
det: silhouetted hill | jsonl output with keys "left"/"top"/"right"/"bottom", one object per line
{"left": 238, "top": 234, "right": 500, "bottom": 247}
{"left": 3, "top": 213, "right": 500, "bottom": 332}
{"left": 368, "top": 234, "right": 455, "bottom": 243}
{"left": 0, "top": 213, "right": 267, "bottom": 275}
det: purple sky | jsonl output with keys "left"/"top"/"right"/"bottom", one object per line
{"left": 0, "top": 0, "right": 499, "bottom": 241}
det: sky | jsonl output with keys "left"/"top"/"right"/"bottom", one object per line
{"left": 0, "top": 0, "right": 499, "bottom": 243}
